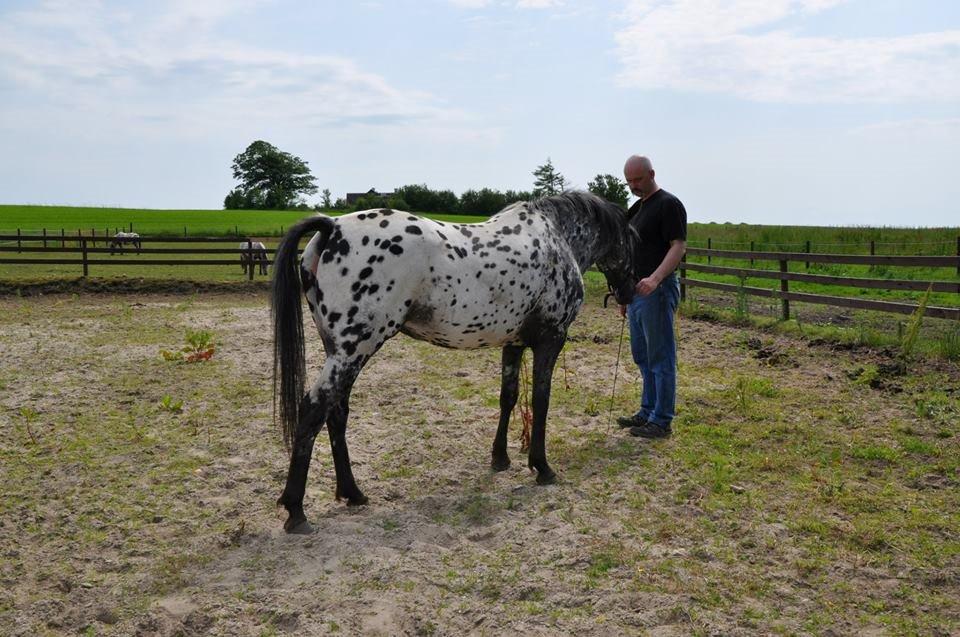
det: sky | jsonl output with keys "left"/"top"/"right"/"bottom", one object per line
{"left": 1, "top": 0, "right": 958, "bottom": 226}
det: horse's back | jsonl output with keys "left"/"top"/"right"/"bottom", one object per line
{"left": 301, "top": 206, "right": 584, "bottom": 350}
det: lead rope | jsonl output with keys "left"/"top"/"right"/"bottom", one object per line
{"left": 607, "top": 313, "right": 627, "bottom": 428}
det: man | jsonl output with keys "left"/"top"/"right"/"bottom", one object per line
{"left": 617, "top": 155, "right": 687, "bottom": 438}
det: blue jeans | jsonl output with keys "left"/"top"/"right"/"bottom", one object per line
{"left": 627, "top": 273, "right": 680, "bottom": 428}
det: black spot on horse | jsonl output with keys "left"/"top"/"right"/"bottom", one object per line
{"left": 389, "top": 244, "right": 403, "bottom": 255}
{"left": 379, "top": 220, "right": 389, "bottom": 228}
{"left": 405, "top": 225, "right": 423, "bottom": 235}
{"left": 501, "top": 226, "right": 513, "bottom": 235}
{"left": 359, "top": 267, "right": 373, "bottom": 280}
{"left": 328, "top": 311, "right": 342, "bottom": 326}
{"left": 459, "top": 227, "right": 472, "bottom": 237}
{"left": 437, "top": 231, "right": 447, "bottom": 241}
{"left": 391, "top": 235, "right": 403, "bottom": 243}
{"left": 362, "top": 236, "right": 370, "bottom": 246}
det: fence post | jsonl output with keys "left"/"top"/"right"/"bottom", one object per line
{"left": 805, "top": 240, "right": 810, "bottom": 269}
{"left": 247, "top": 239, "right": 254, "bottom": 281}
{"left": 870, "top": 240, "right": 875, "bottom": 257}
{"left": 129, "top": 222, "right": 133, "bottom": 232}
{"left": 750, "top": 240, "right": 754, "bottom": 266}
{"left": 81, "top": 238, "right": 89, "bottom": 277}
{"left": 956, "top": 236, "right": 959, "bottom": 275}
{"left": 17, "top": 228, "right": 21, "bottom": 253}
{"left": 707, "top": 237, "right": 712, "bottom": 264}
{"left": 61, "top": 228, "right": 65, "bottom": 248}
{"left": 780, "top": 259, "right": 789, "bottom": 321}
{"left": 43, "top": 228, "right": 47, "bottom": 249}
{"left": 680, "top": 253, "right": 686, "bottom": 302}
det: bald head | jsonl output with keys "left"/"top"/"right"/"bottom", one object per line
{"left": 624, "top": 155, "right": 658, "bottom": 199}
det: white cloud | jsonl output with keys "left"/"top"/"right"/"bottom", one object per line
{"left": 446, "top": 0, "right": 561, "bottom": 9}
{"left": 516, "top": 0, "right": 562, "bottom": 8}
{"left": 615, "top": 0, "right": 960, "bottom": 103}
{"left": 0, "top": 0, "right": 479, "bottom": 140}
{"left": 848, "top": 117, "right": 960, "bottom": 140}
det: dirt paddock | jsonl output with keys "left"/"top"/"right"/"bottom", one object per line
{"left": 0, "top": 289, "right": 957, "bottom": 635}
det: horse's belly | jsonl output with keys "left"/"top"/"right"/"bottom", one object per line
{"left": 400, "top": 302, "right": 525, "bottom": 349}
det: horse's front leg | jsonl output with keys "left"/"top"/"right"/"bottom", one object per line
{"left": 278, "top": 392, "right": 327, "bottom": 534}
{"left": 529, "top": 334, "right": 566, "bottom": 485}
{"left": 492, "top": 344, "right": 524, "bottom": 471}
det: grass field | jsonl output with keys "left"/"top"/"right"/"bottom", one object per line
{"left": 0, "top": 205, "right": 486, "bottom": 237}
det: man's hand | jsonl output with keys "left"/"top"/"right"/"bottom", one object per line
{"left": 635, "top": 275, "right": 661, "bottom": 297}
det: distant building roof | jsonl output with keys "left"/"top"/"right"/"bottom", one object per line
{"left": 345, "top": 188, "right": 395, "bottom": 205}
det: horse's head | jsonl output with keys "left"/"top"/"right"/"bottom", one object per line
{"left": 593, "top": 206, "right": 640, "bottom": 307}
{"left": 596, "top": 229, "right": 639, "bottom": 306}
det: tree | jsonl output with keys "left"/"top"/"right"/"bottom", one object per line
{"left": 460, "top": 188, "right": 508, "bottom": 216}
{"left": 320, "top": 188, "right": 332, "bottom": 209}
{"left": 587, "top": 174, "right": 629, "bottom": 207}
{"left": 532, "top": 158, "right": 567, "bottom": 198}
{"left": 227, "top": 140, "right": 318, "bottom": 210}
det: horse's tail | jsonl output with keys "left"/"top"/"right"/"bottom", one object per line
{"left": 272, "top": 215, "right": 336, "bottom": 450}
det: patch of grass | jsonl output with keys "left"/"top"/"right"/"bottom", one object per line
{"left": 849, "top": 444, "right": 899, "bottom": 463}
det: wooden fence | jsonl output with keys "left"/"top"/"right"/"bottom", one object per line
{"left": 2, "top": 234, "right": 959, "bottom": 321}
{"left": 0, "top": 235, "right": 275, "bottom": 281}
{"left": 680, "top": 248, "right": 960, "bottom": 321}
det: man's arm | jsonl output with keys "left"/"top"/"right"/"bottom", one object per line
{"left": 635, "top": 239, "right": 686, "bottom": 297}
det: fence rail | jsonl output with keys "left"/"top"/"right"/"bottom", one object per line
{"left": 681, "top": 247, "right": 960, "bottom": 321}
{"left": 3, "top": 235, "right": 959, "bottom": 320}
{"left": 0, "top": 235, "right": 279, "bottom": 280}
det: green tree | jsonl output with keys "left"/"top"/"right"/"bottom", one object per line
{"left": 460, "top": 188, "right": 508, "bottom": 216}
{"left": 320, "top": 188, "right": 332, "bottom": 208}
{"left": 532, "top": 158, "right": 567, "bottom": 197}
{"left": 504, "top": 189, "right": 533, "bottom": 203}
{"left": 587, "top": 174, "right": 629, "bottom": 207}
{"left": 227, "top": 140, "right": 318, "bottom": 210}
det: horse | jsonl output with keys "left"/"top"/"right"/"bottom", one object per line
{"left": 272, "top": 191, "right": 638, "bottom": 533}
{"left": 239, "top": 240, "right": 269, "bottom": 275}
{"left": 109, "top": 232, "right": 141, "bottom": 255}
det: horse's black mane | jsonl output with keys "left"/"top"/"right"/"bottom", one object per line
{"left": 527, "top": 190, "right": 627, "bottom": 247}
{"left": 525, "top": 191, "right": 633, "bottom": 272}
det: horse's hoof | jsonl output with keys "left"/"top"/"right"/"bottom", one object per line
{"left": 284, "top": 517, "right": 314, "bottom": 535}
{"left": 491, "top": 456, "right": 511, "bottom": 472}
{"left": 535, "top": 469, "right": 557, "bottom": 485}
{"left": 346, "top": 493, "right": 369, "bottom": 506}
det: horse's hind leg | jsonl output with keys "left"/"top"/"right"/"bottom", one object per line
{"left": 278, "top": 392, "right": 328, "bottom": 534}
{"left": 327, "top": 390, "right": 368, "bottom": 505}
{"left": 529, "top": 334, "right": 566, "bottom": 485}
{"left": 492, "top": 345, "right": 524, "bottom": 471}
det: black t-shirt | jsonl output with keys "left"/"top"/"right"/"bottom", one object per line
{"left": 626, "top": 189, "right": 687, "bottom": 278}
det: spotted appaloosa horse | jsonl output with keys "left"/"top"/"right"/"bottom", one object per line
{"left": 272, "top": 191, "right": 638, "bottom": 533}
{"left": 109, "top": 232, "right": 141, "bottom": 255}
{"left": 239, "top": 240, "right": 269, "bottom": 275}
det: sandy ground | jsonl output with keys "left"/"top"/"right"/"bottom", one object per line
{"left": 0, "top": 290, "right": 957, "bottom": 636}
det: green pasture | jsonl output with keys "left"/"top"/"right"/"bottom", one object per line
{"left": 1, "top": 204, "right": 958, "bottom": 311}
{"left": 0, "top": 205, "right": 487, "bottom": 237}
{"left": 688, "top": 222, "right": 960, "bottom": 256}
